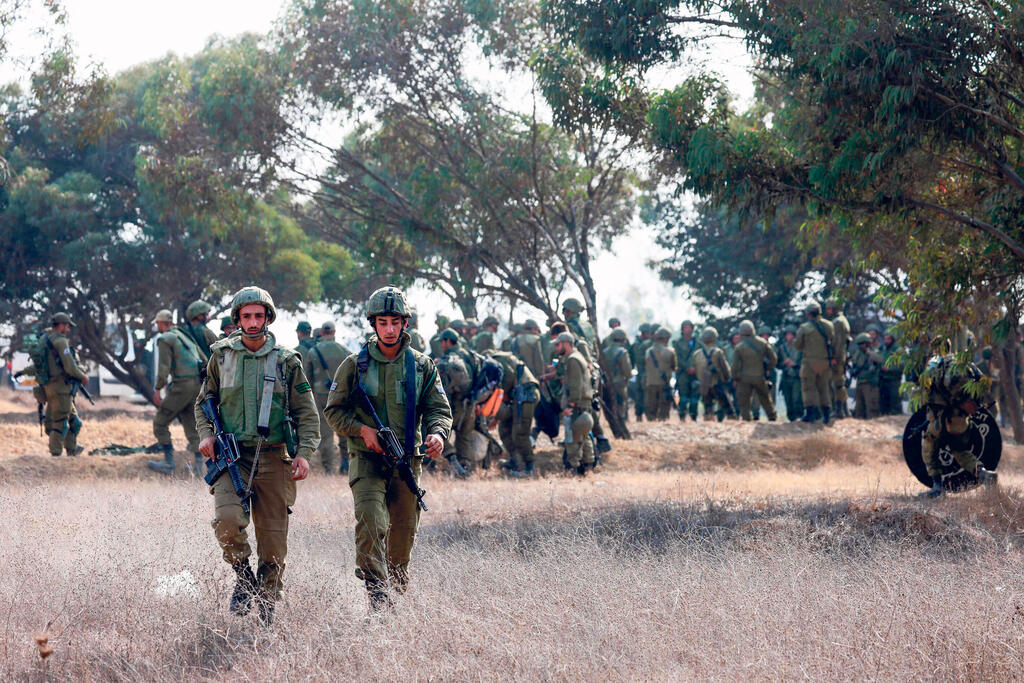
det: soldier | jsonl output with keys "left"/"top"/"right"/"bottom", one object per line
{"left": 865, "top": 323, "right": 882, "bottom": 347}
{"left": 148, "top": 309, "right": 205, "bottom": 475}
{"left": 488, "top": 349, "right": 540, "bottom": 475}
{"left": 33, "top": 313, "right": 88, "bottom": 457}
{"left": 693, "top": 327, "right": 733, "bottom": 421}
{"left": 220, "top": 316, "right": 238, "bottom": 339}
{"left": 644, "top": 327, "right": 677, "bottom": 421}
{"left": 323, "top": 286, "right": 451, "bottom": 609}
{"left": 304, "top": 321, "right": 350, "bottom": 474}
{"left": 473, "top": 316, "right": 500, "bottom": 353}
{"left": 513, "top": 319, "right": 546, "bottom": 379}
{"left": 850, "top": 333, "right": 882, "bottom": 419}
{"left": 561, "top": 298, "right": 611, "bottom": 455}
{"left": 501, "top": 323, "right": 521, "bottom": 352}
{"left": 435, "top": 330, "right": 474, "bottom": 478}
{"left": 824, "top": 299, "right": 852, "bottom": 419}
{"left": 794, "top": 302, "right": 836, "bottom": 424}
{"left": 750, "top": 324, "right": 776, "bottom": 419}
{"left": 428, "top": 315, "right": 449, "bottom": 359}
{"left": 631, "top": 323, "right": 654, "bottom": 420}
{"left": 919, "top": 344, "right": 998, "bottom": 497}
{"left": 878, "top": 331, "right": 903, "bottom": 415}
{"left": 554, "top": 332, "right": 595, "bottom": 475}
{"left": 603, "top": 329, "right": 632, "bottom": 425}
{"left": 195, "top": 286, "right": 320, "bottom": 626}
{"left": 776, "top": 325, "right": 804, "bottom": 421}
{"left": 464, "top": 319, "right": 480, "bottom": 343}
{"left": 407, "top": 313, "right": 427, "bottom": 353}
{"left": 294, "top": 321, "right": 315, "bottom": 359}
{"left": 673, "top": 320, "right": 700, "bottom": 421}
{"left": 733, "top": 320, "right": 778, "bottom": 421}
{"left": 182, "top": 300, "right": 219, "bottom": 360}
{"left": 449, "top": 319, "right": 468, "bottom": 344}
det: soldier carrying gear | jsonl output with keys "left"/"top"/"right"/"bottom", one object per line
{"left": 472, "top": 315, "right": 500, "bottom": 353}
{"left": 436, "top": 329, "right": 474, "bottom": 477}
{"left": 30, "top": 312, "right": 88, "bottom": 457}
{"left": 694, "top": 326, "right": 734, "bottom": 420}
{"left": 555, "top": 331, "right": 595, "bottom": 475}
{"left": 644, "top": 327, "right": 677, "bottom": 421}
{"left": 195, "top": 285, "right": 320, "bottom": 627}
{"left": 294, "top": 320, "right": 314, "bottom": 358}
{"left": 733, "top": 319, "right": 778, "bottom": 421}
{"left": 824, "top": 297, "right": 852, "bottom": 419}
{"left": 488, "top": 349, "right": 541, "bottom": 476}
{"left": 428, "top": 315, "right": 450, "bottom": 359}
{"left": 631, "top": 323, "right": 655, "bottom": 420}
{"left": 561, "top": 298, "right": 612, "bottom": 453}
{"left": 794, "top": 301, "right": 836, "bottom": 424}
{"left": 148, "top": 308, "right": 206, "bottom": 476}
{"left": 303, "top": 320, "right": 350, "bottom": 474}
{"left": 776, "top": 324, "right": 804, "bottom": 421}
{"left": 604, "top": 328, "right": 633, "bottom": 426}
{"left": 324, "top": 285, "right": 452, "bottom": 611}
{"left": 673, "top": 319, "right": 700, "bottom": 421}
{"left": 183, "top": 300, "right": 218, "bottom": 360}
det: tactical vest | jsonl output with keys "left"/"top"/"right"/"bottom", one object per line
{"left": 212, "top": 338, "right": 294, "bottom": 447}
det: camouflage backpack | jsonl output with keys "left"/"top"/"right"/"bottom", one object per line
{"left": 29, "top": 334, "right": 58, "bottom": 385}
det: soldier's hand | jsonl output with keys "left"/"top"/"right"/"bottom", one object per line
{"left": 423, "top": 433, "right": 444, "bottom": 458}
{"left": 152, "top": 391, "right": 162, "bottom": 407}
{"left": 360, "top": 425, "right": 383, "bottom": 453}
{"left": 291, "top": 457, "right": 310, "bottom": 481}
{"left": 199, "top": 436, "right": 217, "bottom": 460}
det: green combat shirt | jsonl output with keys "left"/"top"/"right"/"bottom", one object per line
{"left": 303, "top": 339, "right": 349, "bottom": 396}
{"left": 155, "top": 327, "right": 206, "bottom": 390}
{"left": 794, "top": 318, "right": 836, "bottom": 364}
{"left": 294, "top": 337, "right": 316, "bottom": 360}
{"left": 733, "top": 335, "right": 777, "bottom": 382}
{"left": 41, "top": 329, "right": 88, "bottom": 390}
{"left": 323, "top": 333, "right": 453, "bottom": 458}
{"left": 560, "top": 349, "right": 593, "bottom": 409}
{"left": 851, "top": 346, "right": 884, "bottom": 385}
{"left": 830, "top": 314, "right": 852, "bottom": 362}
{"left": 472, "top": 330, "right": 495, "bottom": 353}
{"left": 195, "top": 332, "right": 321, "bottom": 462}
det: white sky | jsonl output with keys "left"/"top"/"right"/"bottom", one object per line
{"left": 5, "top": 0, "right": 756, "bottom": 349}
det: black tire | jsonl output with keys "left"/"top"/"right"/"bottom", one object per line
{"left": 902, "top": 406, "right": 1001, "bottom": 490}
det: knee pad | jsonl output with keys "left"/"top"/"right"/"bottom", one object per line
{"left": 68, "top": 415, "right": 83, "bottom": 436}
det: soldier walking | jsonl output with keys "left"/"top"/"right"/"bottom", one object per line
{"left": 182, "top": 300, "right": 219, "bottom": 360}
{"left": 794, "top": 302, "right": 836, "bottom": 424}
{"left": 294, "top": 321, "right": 315, "bottom": 358}
{"left": 324, "top": 286, "right": 451, "bottom": 610}
{"left": 554, "top": 332, "right": 595, "bottom": 475}
{"left": 303, "top": 321, "right": 350, "bottom": 474}
{"left": 148, "top": 309, "right": 206, "bottom": 475}
{"left": 32, "top": 313, "right": 88, "bottom": 457}
{"left": 776, "top": 325, "right": 803, "bottom": 421}
{"left": 196, "top": 287, "right": 320, "bottom": 626}
{"left": 824, "top": 299, "right": 852, "bottom": 418}
{"left": 631, "top": 324, "right": 653, "bottom": 420}
{"left": 436, "top": 330, "right": 474, "bottom": 477}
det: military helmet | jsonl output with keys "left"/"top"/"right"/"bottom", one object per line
{"left": 220, "top": 315, "right": 234, "bottom": 331}
{"left": 609, "top": 329, "right": 628, "bottom": 343}
{"left": 51, "top": 312, "right": 77, "bottom": 327}
{"left": 700, "top": 326, "right": 718, "bottom": 343}
{"left": 805, "top": 301, "right": 822, "bottom": 315}
{"left": 855, "top": 333, "right": 872, "bottom": 345}
{"left": 152, "top": 309, "right": 173, "bottom": 324}
{"left": 654, "top": 326, "right": 672, "bottom": 340}
{"left": 523, "top": 319, "right": 540, "bottom": 332}
{"left": 866, "top": 323, "right": 883, "bottom": 333}
{"left": 230, "top": 286, "right": 277, "bottom": 324}
{"left": 608, "top": 317, "right": 621, "bottom": 327}
{"left": 556, "top": 331, "right": 576, "bottom": 344}
{"left": 639, "top": 322, "right": 652, "bottom": 334}
{"left": 510, "top": 323, "right": 523, "bottom": 334}
{"left": 449, "top": 319, "right": 465, "bottom": 330}
{"left": 482, "top": 315, "right": 500, "bottom": 327}
{"left": 758, "top": 324, "right": 771, "bottom": 336}
{"left": 561, "top": 298, "right": 584, "bottom": 314}
{"left": 296, "top": 321, "right": 312, "bottom": 334}
{"left": 824, "top": 298, "right": 839, "bottom": 310}
{"left": 439, "top": 329, "right": 459, "bottom": 343}
{"left": 729, "top": 328, "right": 740, "bottom": 338}
{"left": 435, "top": 314, "right": 449, "bottom": 327}
{"left": 409, "top": 312, "right": 419, "bottom": 326}
{"left": 465, "top": 318, "right": 479, "bottom": 329}
{"left": 366, "top": 286, "right": 409, "bottom": 319}
{"left": 186, "top": 300, "right": 212, "bottom": 321}
{"left": 321, "top": 321, "right": 336, "bottom": 334}
{"left": 738, "top": 320, "right": 755, "bottom": 336}
{"left": 784, "top": 324, "right": 797, "bottom": 334}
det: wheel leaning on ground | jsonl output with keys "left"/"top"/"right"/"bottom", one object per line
{"left": 902, "top": 406, "right": 1001, "bottom": 492}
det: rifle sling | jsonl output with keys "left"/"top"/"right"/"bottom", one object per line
{"left": 809, "top": 319, "right": 833, "bottom": 361}
{"left": 355, "top": 344, "right": 417, "bottom": 459}
{"left": 256, "top": 349, "right": 278, "bottom": 438}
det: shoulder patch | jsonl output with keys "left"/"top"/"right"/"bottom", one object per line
{"left": 63, "top": 348, "right": 71, "bottom": 355}
{"left": 296, "top": 381, "right": 312, "bottom": 393}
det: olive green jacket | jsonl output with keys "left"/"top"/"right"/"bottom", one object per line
{"left": 851, "top": 347, "right": 884, "bottom": 385}
{"left": 42, "top": 329, "right": 88, "bottom": 391}
{"left": 644, "top": 342, "right": 677, "bottom": 388}
{"left": 733, "top": 335, "right": 778, "bottom": 383}
{"left": 472, "top": 330, "right": 495, "bottom": 353}
{"left": 794, "top": 318, "right": 836, "bottom": 364}
{"left": 559, "top": 349, "right": 593, "bottom": 408}
{"left": 155, "top": 327, "right": 206, "bottom": 390}
{"left": 324, "top": 333, "right": 452, "bottom": 458}
{"left": 195, "top": 332, "right": 321, "bottom": 461}
{"left": 303, "top": 339, "right": 349, "bottom": 397}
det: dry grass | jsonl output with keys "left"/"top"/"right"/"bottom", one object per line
{"left": 3, "top": 391, "right": 1024, "bottom": 679}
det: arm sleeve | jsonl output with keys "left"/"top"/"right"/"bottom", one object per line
{"left": 55, "top": 338, "right": 88, "bottom": 382}
{"left": 717, "top": 351, "right": 732, "bottom": 382}
{"left": 194, "top": 355, "right": 221, "bottom": 441}
{"left": 287, "top": 360, "right": 321, "bottom": 460}
{"left": 324, "top": 357, "right": 369, "bottom": 439}
{"left": 155, "top": 337, "right": 172, "bottom": 391}
{"left": 419, "top": 360, "right": 453, "bottom": 440}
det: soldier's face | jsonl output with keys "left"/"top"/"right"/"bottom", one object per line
{"left": 54, "top": 323, "right": 71, "bottom": 335}
{"left": 785, "top": 332, "right": 795, "bottom": 343}
{"left": 374, "top": 315, "right": 406, "bottom": 346}
{"left": 238, "top": 304, "right": 267, "bottom": 335}
{"left": 682, "top": 324, "right": 693, "bottom": 337}
{"left": 556, "top": 341, "right": 571, "bottom": 356}
{"left": 156, "top": 321, "right": 172, "bottom": 333}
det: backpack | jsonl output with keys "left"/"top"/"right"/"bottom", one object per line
{"left": 30, "top": 334, "right": 57, "bottom": 385}
{"left": 470, "top": 352, "right": 504, "bottom": 403}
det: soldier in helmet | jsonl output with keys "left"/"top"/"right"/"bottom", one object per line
{"left": 436, "top": 329, "right": 474, "bottom": 478}
{"left": 30, "top": 313, "right": 89, "bottom": 457}
{"left": 148, "top": 309, "right": 205, "bottom": 475}
{"left": 561, "top": 298, "right": 612, "bottom": 455}
{"left": 407, "top": 313, "right": 427, "bottom": 353}
{"left": 428, "top": 314, "right": 449, "bottom": 359}
{"left": 195, "top": 286, "right": 321, "bottom": 626}
{"left": 631, "top": 323, "right": 654, "bottom": 420}
{"left": 644, "top": 327, "right": 677, "bottom": 421}
{"left": 449, "top": 319, "right": 467, "bottom": 344}
{"left": 488, "top": 348, "right": 540, "bottom": 475}
{"left": 850, "top": 333, "right": 882, "bottom": 419}
{"left": 513, "top": 319, "right": 546, "bottom": 379}
{"left": 464, "top": 319, "right": 480, "bottom": 342}
{"left": 473, "top": 315, "right": 500, "bottom": 353}
{"left": 794, "top": 302, "right": 836, "bottom": 423}
{"left": 603, "top": 329, "right": 632, "bottom": 424}
{"left": 294, "top": 321, "right": 315, "bottom": 359}
{"left": 324, "top": 286, "right": 452, "bottom": 610}
{"left": 303, "top": 321, "right": 351, "bottom": 474}
{"left": 776, "top": 324, "right": 803, "bottom": 421}
{"left": 693, "top": 326, "right": 734, "bottom": 421}
{"left": 733, "top": 320, "right": 778, "bottom": 421}
{"left": 182, "top": 300, "right": 219, "bottom": 360}
{"left": 672, "top": 320, "right": 700, "bottom": 421}
{"left": 555, "top": 331, "right": 595, "bottom": 475}
{"left": 824, "top": 298, "right": 852, "bottom": 419}
{"left": 220, "top": 316, "right": 238, "bottom": 339}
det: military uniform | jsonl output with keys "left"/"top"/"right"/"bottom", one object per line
{"left": 850, "top": 333, "right": 883, "bottom": 419}
{"left": 776, "top": 328, "right": 803, "bottom": 421}
{"left": 512, "top": 323, "right": 546, "bottom": 379}
{"left": 644, "top": 329, "right": 677, "bottom": 421}
{"left": 631, "top": 325, "right": 654, "bottom": 420}
{"left": 294, "top": 321, "right": 315, "bottom": 359}
{"left": 562, "top": 299, "right": 610, "bottom": 451}
{"left": 825, "top": 301, "right": 851, "bottom": 417}
{"left": 672, "top": 323, "right": 700, "bottom": 420}
{"left": 182, "top": 300, "right": 219, "bottom": 360}
{"left": 36, "top": 315, "right": 88, "bottom": 457}
{"left": 151, "top": 310, "right": 205, "bottom": 472}
{"left": 603, "top": 330, "right": 632, "bottom": 424}
{"left": 472, "top": 316, "right": 499, "bottom": 353}
{"left": 324, "top": 309, "right": 451, "bottom": 600}
{"left": 487, "top": 350, "right": 539, "bottom": 472}
{"left": 732, "top": 321, "right": 778, "bottom": 421}
{"left": 195, "top": 288, "right": 321, "bottom": 622}
{"left": 794, "top": 303, "right": 835, "bottom": 422}
{"left": 693, "top": 327, "right": 733, "bottom": 421}
{"left": 558, "top": 338, "right": 594, "bottom": 471}
{"left": 303, "top": 329, "right": 350, "bottom": 473}
{"left": 436, "top": 336, "right": 475, "bottom": 473}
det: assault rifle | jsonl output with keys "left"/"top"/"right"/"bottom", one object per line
{"left": 37, "top": 402, "right": 44, "bottom": 436}
{"left": 357, "top": 391, "right": 428, "bottom": 511}
{"left": 200, "top": 395, "right": 251, "bottom": 514}
{"left": 68, "top": 378, "right": 95, "bottom": 405}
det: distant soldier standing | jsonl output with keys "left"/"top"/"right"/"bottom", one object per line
{"left": 148, "top": 309, "right": 206, "bottom": 475}
{"left": 562, "top": 298, "right": 612, "bottom": 454}
{"left": 631, "top": 323, "right": 654, "bottom": 420}
{"left": 794, "top": 302, "right": 836, "bottom": 424}
{"left": 220, "top": 316, "right": 238, "bottom": 339}
{"left": 693, "top": 326, "right": 733, "bottom": 421}
{"left": 196, "top": 287, "right": 320, "bottom": 626}
{"left": 824, "top": 299, "right": 852, "bottom": 419}
{"left": 32, "top": 313, "right": 88, "bottom": 457}
{"left": 303, "top": 321, "right": 350, "bottom": 474}
{"left": 182, "top": 300, "right": 219, "bottom": 360}
{"left": 850, "top": 333, "right": 882, "bottom": 419}
{"left": 733, "top": 320, "right": 778, "bottom": 421}
{"left": 603, "top": 329, "right": 632, "bottom": 424}
{"left": 644, "top": 327, "right": 677, "bottom": 421}
{"left": 776, "top": 325, "right": 803, "bottom": 421}
{"left": 294, "top": 321, "right": 315, "bottom": 359}
{"left": 436, "top": 330, "right": 474, "bottom": 478}
{"left": 555, "top": 332, "right": 595, "bottom": 475}
{"left": 488, "top": 349, "right": 540, "bottom": 475}
{"left": 324, "top": 286, "right": 451, "bottom": 609}
{"left": 672, "top": 320, "right": 700, "bottom": 421}
{"left": 513, "top": 319, "right": 546, "bottom": 379}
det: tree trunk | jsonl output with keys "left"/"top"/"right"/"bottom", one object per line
{"left": 998, "top": 340, "right": 1024, "bottom": 443}
{"left": 77, "top": 318, "right": 156, "bottom": 402}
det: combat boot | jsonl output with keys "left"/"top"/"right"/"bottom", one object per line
{"left": 575, "top": 462, "right": 591, "bottom": 477}
{"left": 229, "top": 561, "right": 258, "bottom": 616}
{"left": 366, "top": 580, "right": 393, "bottom": 613}
{"left": 595, "top": 437, "right": 612, "bottom": 454}
{"left": 821, "top": 406, "right": 832, "bottom": 425}
{"left": 256, "top": 594, "right": 275, "bottom": 627}
{"left": 147, "top": 444, "right": 175, "bottom": 474}
{"left": 921, "top": 477, "right": 945, "bottom": 498}
{"left": 977, "top": 467, "right": 998, "bottom": 486}
{"left": 66, "top": 445, "right": 84, "bottom": 457}
{"left": 522, "top": 460, "right": 536, "bottom": 477}
{"left": 800, "top": 407, "right": 818, "bottom": 423}
{"left": 447, "top": 454, "right": 469, "bottom": 479}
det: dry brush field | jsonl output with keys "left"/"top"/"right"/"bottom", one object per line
{"left": 2, "top": 388, "right": 1024, "bottom": 680}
